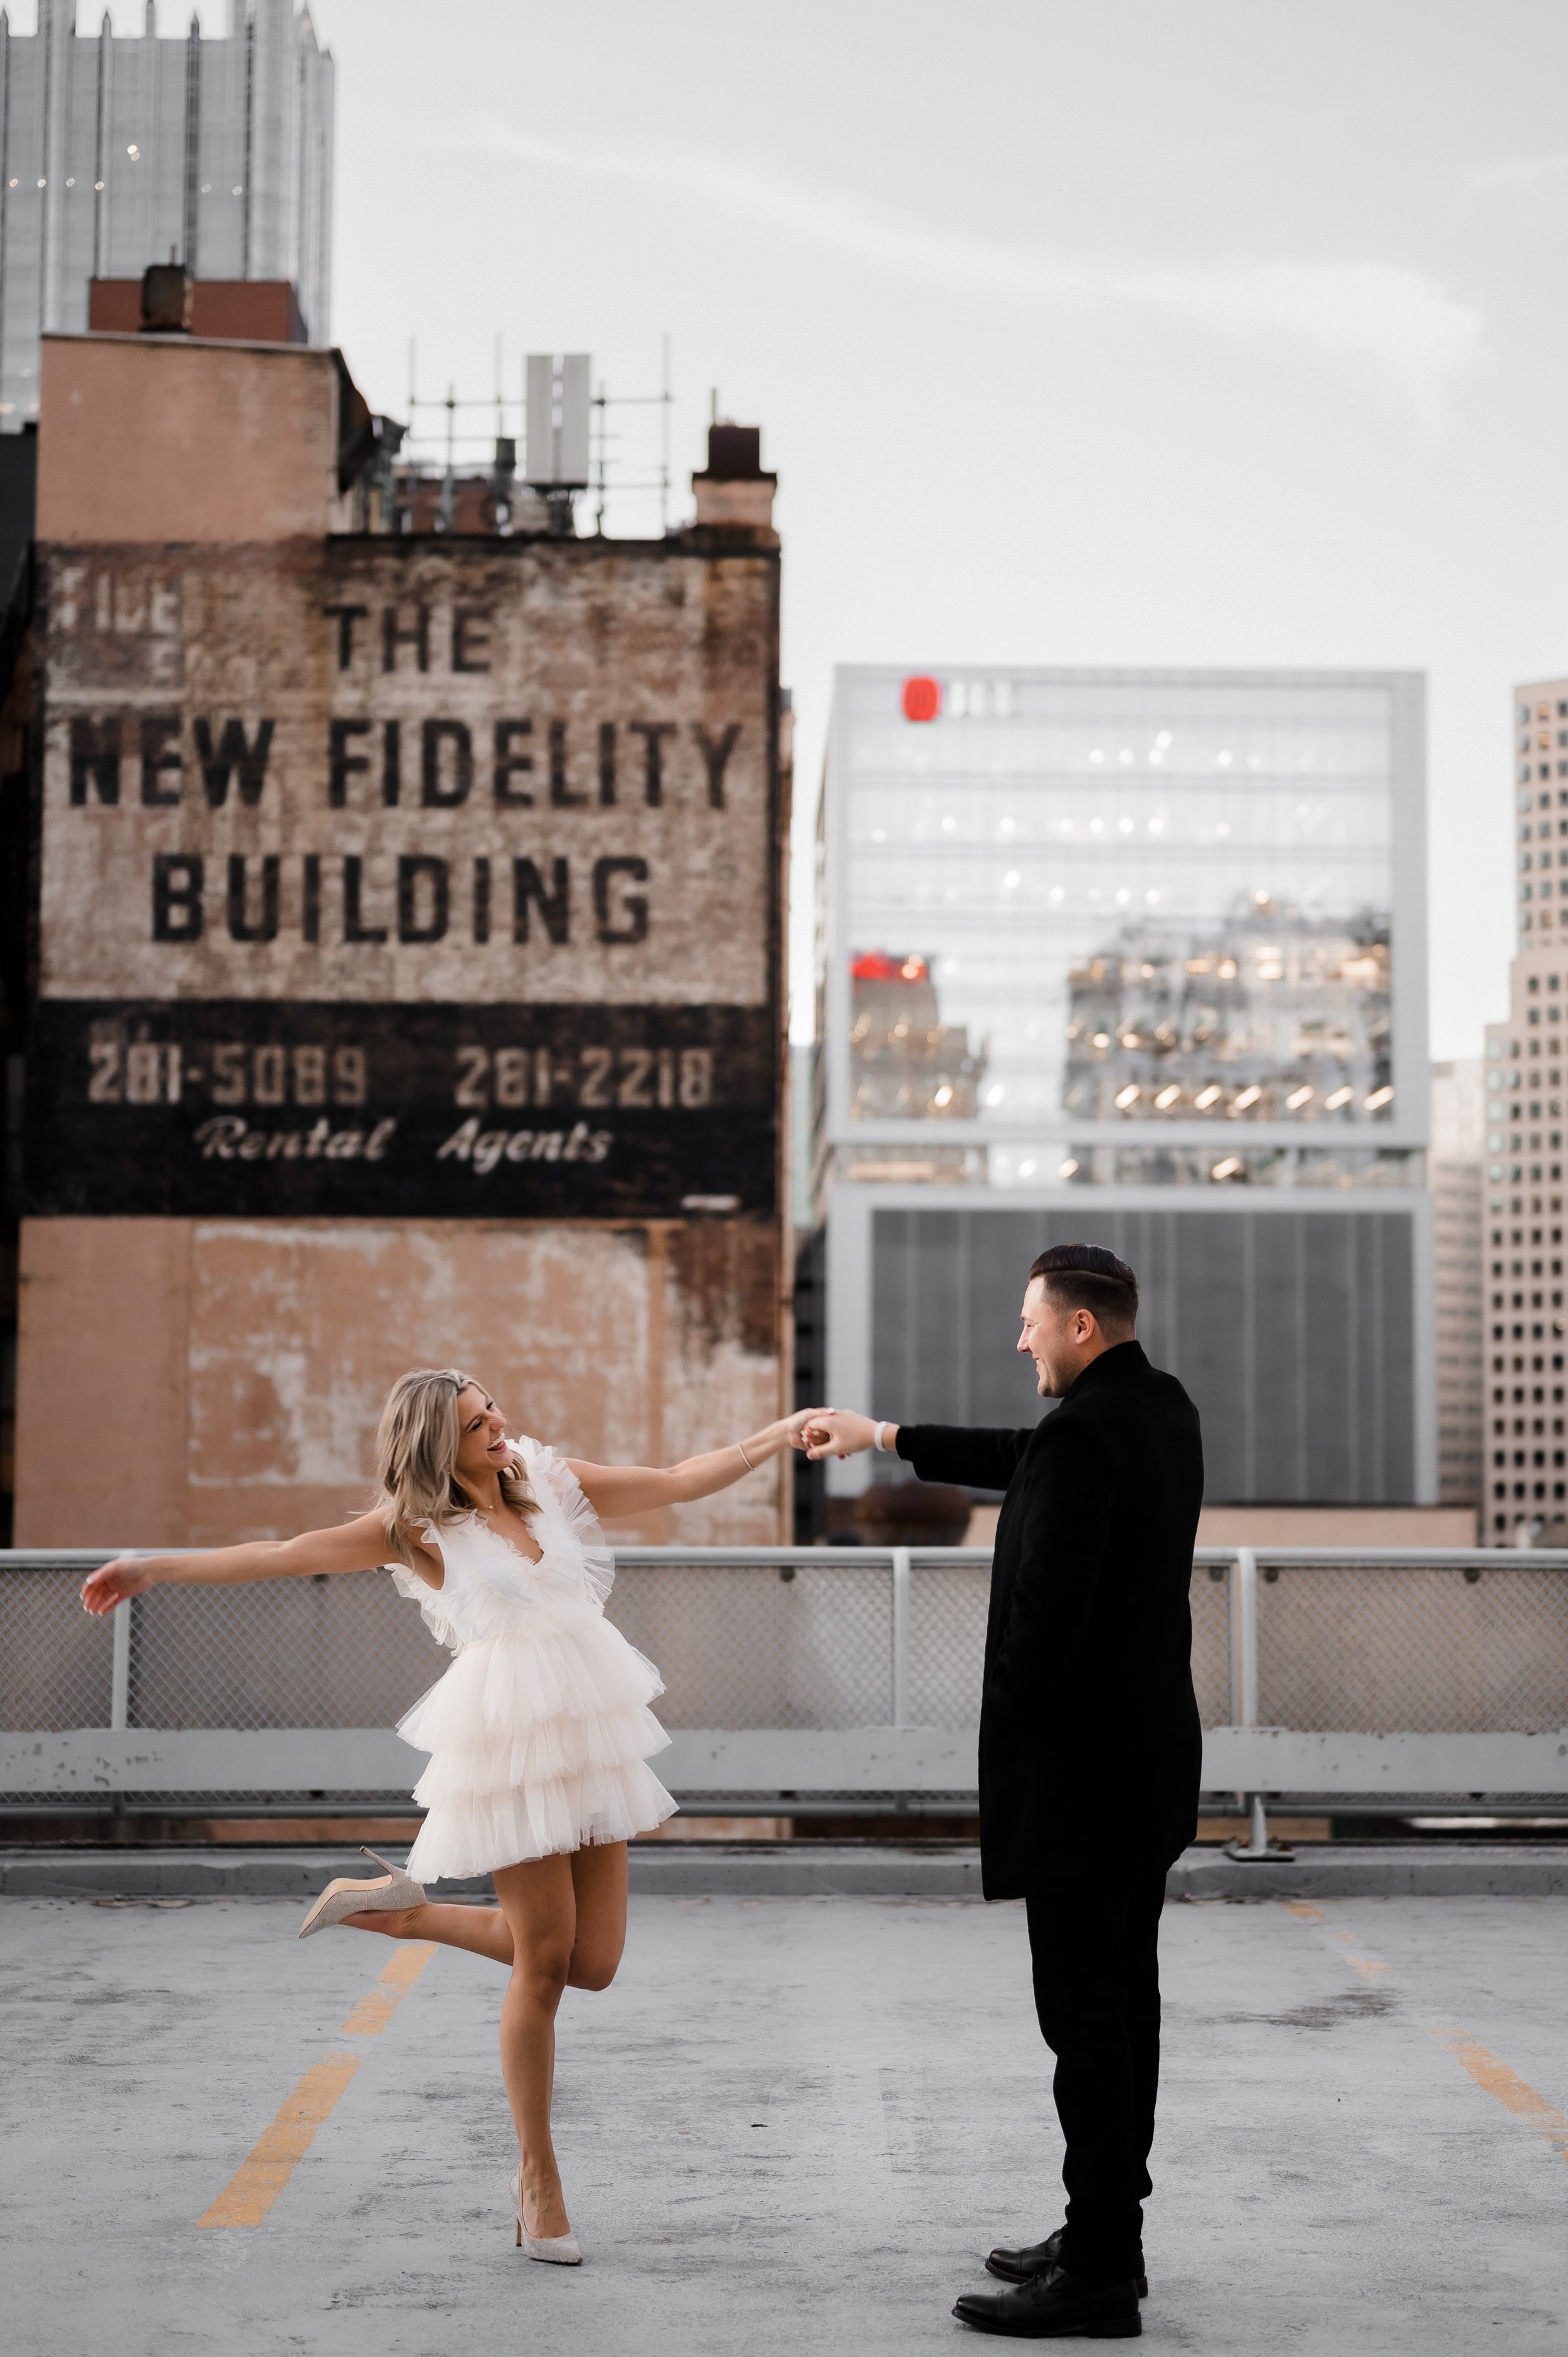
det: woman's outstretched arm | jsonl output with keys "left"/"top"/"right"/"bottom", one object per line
{"left": 568, "top": 1409, "right": 817, "bottom": 1520}
{"left": 80, "top": 1508, "right": 406, "bottom": 1616}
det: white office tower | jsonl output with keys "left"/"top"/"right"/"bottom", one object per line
{"left": 1480, "top": 675, "right": 1568, "bottom": 1543}
{"left": 813, "top": 666, "right": 1434, "bottom": 1509}
{"left": 0, "top": 1, "right": 332, "bottom": 424}
{"left": 1431, "top": 1056, "right": 1484, "bottom": 1511}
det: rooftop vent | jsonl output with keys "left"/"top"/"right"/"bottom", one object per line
{"left": 139, "top": 261, "right": 193, "bottom": 334}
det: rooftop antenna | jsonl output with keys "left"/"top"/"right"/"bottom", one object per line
{"left": 438, "top": 382, "right": 456, "bottom": 532}
{"left": 660, "top": 332, "right": 671, "bottom": 535}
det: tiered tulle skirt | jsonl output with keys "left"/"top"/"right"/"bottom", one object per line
{"left": 397, "top": 1597, "right": 677, "bottom": 1881}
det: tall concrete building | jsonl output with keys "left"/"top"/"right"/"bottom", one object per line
{"left": 3, "top": 331, "right": 788, "bottom": 1548}
{"left": 1480, "top": 674, "right": 1568, "bottom": 1543}
{"left": 1431, "top": 1056, "right": 1483, "bottom": 1514}
{"left": 0, "top": 1, "right": 332, "bottom": 427}
{"left": 812, "top": 664, "right": 1434, "bottom": 1516}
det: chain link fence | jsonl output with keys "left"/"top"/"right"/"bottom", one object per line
{"left": 610, "top": 1558, "right": 894, "bottom": 1729}
{"left": 3, "top": 1548, "right": 1565, "bottom": 1815}
{"left": 1255, "top": 1559, "right": 1568, "bottom": 1735}
{"left": 1, "top": 1564, "right": 117, "bottom": 1735}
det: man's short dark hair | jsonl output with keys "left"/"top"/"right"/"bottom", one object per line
{"left": 1027, "top": 1242, "right": 1138, "bottom": 1334}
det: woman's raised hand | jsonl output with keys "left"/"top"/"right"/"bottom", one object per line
{"left": 80, "top": 1556, "right": 157, "bottom": 1615}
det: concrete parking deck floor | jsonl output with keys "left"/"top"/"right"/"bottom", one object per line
{"left": 3, "top": 1890, "right": 1565, "bottom": 2356}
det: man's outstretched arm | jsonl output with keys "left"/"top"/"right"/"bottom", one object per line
{"left": 803, "top": 1410, "right": 1030, "bottom": 1494}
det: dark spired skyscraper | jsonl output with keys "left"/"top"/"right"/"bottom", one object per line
{"left": 0, "top": 1, "right": 332, "bottom": 425}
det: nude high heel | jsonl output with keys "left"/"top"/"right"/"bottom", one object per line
{"left": 509, "top": 2168, "right": 583, "bottom": 2264}
{"left": 297, "top": 1846, "right": 426, "bottom": 1939}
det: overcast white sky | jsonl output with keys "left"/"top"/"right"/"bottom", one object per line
{"left": 100, "top": 1, "right": 1568, "bottom": 1054}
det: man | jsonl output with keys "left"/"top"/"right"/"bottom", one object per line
{"left": 805, "top": 1242, "right": 1203, "bottom": 2341}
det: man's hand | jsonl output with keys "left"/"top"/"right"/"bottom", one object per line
{"left": 802, "top": 1408, "right": 888, "bottom": 1462}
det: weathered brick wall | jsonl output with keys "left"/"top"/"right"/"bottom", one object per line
{"left": 16, "top": 1216, "right": 787, "bottom": 1548}
{"left": 31, "top": 538, "right": 780, "bottom": 1220}
{"left": 19, "top": 398, "right": 787, "bottom": 1542}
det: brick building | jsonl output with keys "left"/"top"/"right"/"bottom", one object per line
{"left": 2, "top": 327, "right": 790, "bottom": 1546}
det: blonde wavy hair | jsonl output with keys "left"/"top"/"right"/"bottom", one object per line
{"left": 373, "top": 1367, "right": 537, "bottom": 1565}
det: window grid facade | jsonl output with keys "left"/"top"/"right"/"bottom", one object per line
{"left": 1515, "top": 679, "right": 1568, "bottom": 942}
{"left": 815, "top": 664, "right": 1436, "bottom": 1508}
{"left": 1484, "top": 674, "right": 1568, "bottom": 1538}
{"left": 1431, "top": 1058, "right": 1483, "bottom": 1509}
{"left": 820, "top": 665, "right": 1428, "bottom": 1194}
{"left": 0, "top": 2, "right": 332, "bottom": 428}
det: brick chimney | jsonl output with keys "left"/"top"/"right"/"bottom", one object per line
{"left": 691, "top": 422, "right": 776, "bottom": 533}
{"left": 139, "top": 262, "right": 194, "bottom": 334}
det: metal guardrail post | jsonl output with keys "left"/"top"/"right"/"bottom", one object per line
{"left": 109, "top": 1597, "right": 132, "bottom": 1732}
{"left": 1229, "top": 1546, "right": 1257, "bottom": 1730}
{"left": 891, "top": 1548, "right": 911, "bottom": 1728}
{"left": 1224, "top": 1546, "right": 1292, "bottom": 1861}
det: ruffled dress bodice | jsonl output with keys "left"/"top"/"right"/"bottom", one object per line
{"left": 389, "top": 1439, "right": 675, "bottom": 1880}
{"left": 389, "top": 1438, "right": 618, "bottom": 1648}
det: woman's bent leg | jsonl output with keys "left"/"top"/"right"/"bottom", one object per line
{"left": 566, "top": 1841, "right": 628, "bottom": 1989}
{"left": 341, "top": 1902, "right": 514, "bottom": 1966}
{"left": 492, "top": 1854, "right": 578, "bottom": 2240}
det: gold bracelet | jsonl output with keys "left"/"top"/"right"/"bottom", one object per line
{"left": 736, "top": 1439, "right": 755, "bottom": 1472}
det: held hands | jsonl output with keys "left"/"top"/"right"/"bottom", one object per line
{"left": 799, "top": 1408, "right": 881, "bottom": 1462}
{"left": 80, "top": 1556, "right": 156, "bottom": 1616}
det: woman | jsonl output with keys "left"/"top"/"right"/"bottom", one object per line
{"left": 81, "top": 1368, "right": 812, "bottom": 2264}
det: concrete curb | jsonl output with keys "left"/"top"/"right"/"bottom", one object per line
{"left": 2, "top": 1842, "right": 1567, "bottom": 1901}
{"left": 1165, "top": 1845, "right": 1568, "bottom": 1900}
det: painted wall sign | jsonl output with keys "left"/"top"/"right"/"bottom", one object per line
{"left": 28, "top": 541, "right": 781, "bottom": 1216}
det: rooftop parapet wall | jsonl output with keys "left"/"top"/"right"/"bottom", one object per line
{"left": 38, "top": 333, "right": 344, "bottom": 545}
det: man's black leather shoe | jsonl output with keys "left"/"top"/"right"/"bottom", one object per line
{"left": 985, "top": 2230, "right": 1147, "bottom": 2300}
{"left": 953, "top": 2264, "right": 1142, "bottom": 2338}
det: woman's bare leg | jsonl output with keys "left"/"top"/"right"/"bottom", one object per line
{"left": 342, "top": 1841, "right": 629, "bottom": 1982}
{"left": 342, "top": 1841, "right": 630, "bottom": 2243}
{"left": 492, "top": 1854, "right": 578, "bottom": 2240}
{"left": 339, "top": 1901, "right": 513, "bottom": 1964}
{"left": 564, "top": 1840, "right": 628, "bottom": 1988}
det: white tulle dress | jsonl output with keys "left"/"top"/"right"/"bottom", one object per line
{"left": 389, "top": 1438, "right": 677, "bottom": 1883}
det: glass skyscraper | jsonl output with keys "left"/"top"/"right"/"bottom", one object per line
{"left": 0, "top": 1, "right": 332, "bottom": 428}
{"left": 822, "top": 665, "right": 1426, "bottom": 1190}
{"left": 813, "top": 665, "right": 1435, "bottom": 1508}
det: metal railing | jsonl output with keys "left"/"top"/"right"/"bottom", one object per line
{"left": 1, "top": 1546, "right": 1565, "bottom": 1826}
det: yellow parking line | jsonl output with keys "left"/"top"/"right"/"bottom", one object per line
{"left": 197, "top": 1944, "right": 438, "bottom": 2227}
{"left": 1281, "top": 1907, "right": 1566, "bottom": 2162}
{"left": 339, "top": 1940, "right": 437, "bottom": 2035}
{"left": 1431, "top": 2029, "right": 1568, "bottom": 2163}
{"left": 196, "top": 2051, "right": 362, "bottom": 2228}
{"left": 1280, "top": 1900, "right": 1390, "bottom": 1983}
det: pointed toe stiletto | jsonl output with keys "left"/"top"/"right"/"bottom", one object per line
{"left": 297, "top": 1846, "right": 426, "bottom": 1939}
{"left": 509, "top": 2169, "right": 583, "bottom": 2264}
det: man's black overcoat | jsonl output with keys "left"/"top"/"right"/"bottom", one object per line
{"left": 895, "top": 1339, "right": 1204, "bottom": 1898}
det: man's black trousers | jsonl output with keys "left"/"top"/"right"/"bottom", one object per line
{"left": 1024, "top": 1841, "right": 1176, "bottom": 2285}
